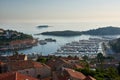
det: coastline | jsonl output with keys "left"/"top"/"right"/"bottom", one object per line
{"left": 40, "top": 26, "right": 120, "bottom": 36}
{"left": 0, "top": 39, "right": 38, "bottom": 51}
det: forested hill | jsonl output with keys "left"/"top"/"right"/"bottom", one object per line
{"left": 41, "top": 30, "right": 81, "bottom": 36}
{"left": 40, "top": 26, "right": 120, "bottom": 36}
{"left": 0, "top": 29, "right": 33, "bottom": 44}
{"left": 81, "top": 26, "right": 120, "bottom": 35}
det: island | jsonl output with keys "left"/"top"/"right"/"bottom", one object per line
{"left": 40, "top": 26, "right": 120, "bottom": 36}
{"left": 41, "top": 30, "right": 82, "bottom": 36}
{"left": 0, "top": 29, "right": 38, "bottom": 51}
{"left": 39, "top": 38, "right": 56, "bottom": 45}
{"left": 37, "top": 25, "right": 50, "bottom": 28}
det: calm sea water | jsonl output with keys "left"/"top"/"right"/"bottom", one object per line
{"left": 0, "top": 22, "right": 120, "bottom": 55}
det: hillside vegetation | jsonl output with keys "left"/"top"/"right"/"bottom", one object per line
{"left": 109, "top": 38, "right": 120, "bottom": 53}
{"left": 41, "top": 26, "right": 120, "bottom": 36}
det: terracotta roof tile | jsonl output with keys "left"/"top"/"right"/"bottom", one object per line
{"left": 8, "top": 54, "right": 27, "bottom": 61}
{"left": 64, "top": 68, "right": 86, "bottom": 80}
{"left": 46, "top": 58, "right": 82, "bottom": 70}
{"left": 84, "top": 76, "right": 96, "bottom": 80}
{"left": 0, "top": 72, "right": 38, "bottom": 80}
{"left": 7, "top": 60, "right": 44, "bottom": 71}
{"left": 73, "top": 64, "right": 83, "bottom": 69}
{"left": 52, "top": 71, "right": 68, "bottom": 80}
{"left": 41, "top": 77, "right": 51, "bottom": 80}
{"left": 46, "top": 58, "right": 70, "bottom": 68}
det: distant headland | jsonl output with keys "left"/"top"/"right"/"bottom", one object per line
{"left": 0, "top": 29, "right": 38, "bottom": 51}
{"left": 39, "top": 26, "right": 120, "bottom": 36}
{"left": 37, "top": 25, "right": 50, "bottom": 28}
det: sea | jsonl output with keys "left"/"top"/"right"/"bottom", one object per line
{"left": 0, "top": 22, "right": 120, "bottom": 55}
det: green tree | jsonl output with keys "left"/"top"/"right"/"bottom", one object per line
{"left": 97, "top": 53, "right": 104, "bottom": 64}
{"left": 105, "top": 67, "right": 118, "bottom": 79}
{"left": 36, "top": 58, "right": 48, "bottom": 63}
{"left": 107, "top": 56, "right": 114, "bottom": 62}
{"left": 96, "top": 53, "right": 104, "bottom": 70}
{"left": 82, "top": 55, "right": 88, "bottom": 61}
{"left": 14, "top": 51, "right": 19, "bottom": 55}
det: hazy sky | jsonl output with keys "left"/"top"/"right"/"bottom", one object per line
{"left": 0, "top": 0, "right": 120, "bottom": 23}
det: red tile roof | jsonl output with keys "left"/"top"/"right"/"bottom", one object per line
{"left": 46, "top": 58, "right": 83, "bottom": 71}
{"left": 84, "top": 76, "right": 96, "bottom": 80}
{"left": 64, "top": 68, "right": 86, "bottom": 80}
{"left": 46, "top": 58, "right": 70, "bottom": 69}
{"left": 8, "top": 54, "right": 27, "bottom": 61}
{"left": 7, "top": 60, "right": 44, "bottom": 71}
{"left": 0, "top": 72, "right": 38, "bottom": 80}
{"left": 73, "top": 64, "right": 83, "bottom": 69}
{"left": 52, "top": 71, "right": 68, "bottom": 80}
{"left": 41, "top": 77, "right": 51, "bottom": 80}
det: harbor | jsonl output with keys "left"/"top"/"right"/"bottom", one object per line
{"left": 1, "top": 24, "right": 120, "bottom": 56}
{"left": 55, "top": 38, "right": 113, "bottom": 58}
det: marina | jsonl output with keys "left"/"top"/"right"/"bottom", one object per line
{"left": 0, "top": 23, "right": 120, "bottom": 55}
{"left": 55, "top": 38, "right": 113, "bottom": 57}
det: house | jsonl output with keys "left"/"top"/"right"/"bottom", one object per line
{"left": 52, "top": 71, "right": 67, "bottom": 80}
{"left": 73, "top": 64, "right": 83, "bottom": 69}
{"left": 61, "top": 57, "right": 80, "bottom": 63}
{"left": 84, "top": 76, "right": 96, "bottom": 80}
{"left": 47, "top": 58, "right": 72, "bottom": 71}
{"left": 8, "top": 54, "right": 28, "bottom": 61}
{"left": 63, "top": 68, "right": 86, "bottom": 80}
{"left": 0, "top": 72, "right": 39, "bottom": 80}
{"left": 52, "top": 68, "right": 96, "bottom": 80}
{"left": 46, "top": 58, "right": 83, "bottom": 71}
{"left": 6, "top": 60, "right": 51, "bottom": 79}
{"left": 63, "top": 68, "right": 96, "bottom": 80}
